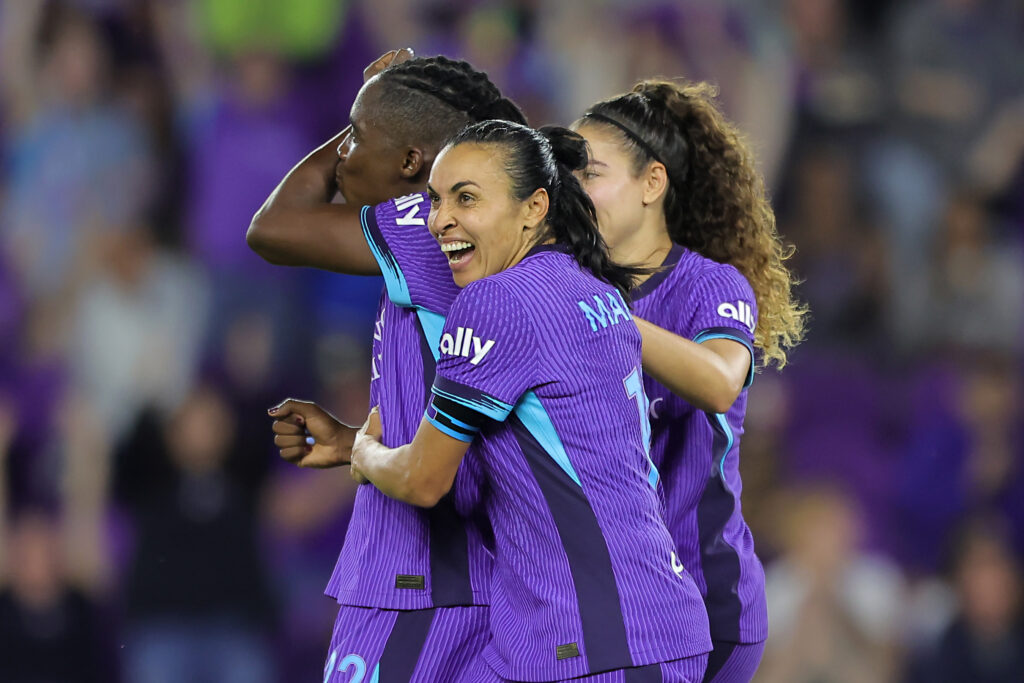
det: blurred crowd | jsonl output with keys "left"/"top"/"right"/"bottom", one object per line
{"left": 0, "top": 0, "right": 1020, "bottom": 681}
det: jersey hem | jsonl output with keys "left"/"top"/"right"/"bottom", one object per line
{"left": 328, "top": 587, "right": 491, "bottom": 611}
{"left": 482, "top": 636, "right": 713, "bottom": 682}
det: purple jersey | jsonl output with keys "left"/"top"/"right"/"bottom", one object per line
{"left": 324, "top": 192, "right": 492, "bottom": 609}
{"left": 631, "top": 244, "right": 767, "bottom": 644}
{"left": 426, "top": 246, "right": 711, "bottom": 681}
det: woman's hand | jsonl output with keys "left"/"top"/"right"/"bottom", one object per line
{"left": 268, "top": 399, "right": 356, "bottom": 469}
{"left": 350, "top": 407, "right": 383, "bottom": 484}
{"left": 363, "top": 47, "right": 415, "bottom": 83}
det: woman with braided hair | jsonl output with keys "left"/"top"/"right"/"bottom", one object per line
{"left": 573, "top": 80, "right": 807, "bottom": 683}
{"left": 248, "top": 50, "right": 529, "bottom": 681}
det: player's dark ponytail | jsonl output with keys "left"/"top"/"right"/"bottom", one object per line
{"left": 446, "top": 120, "right": 643, "bottom": 297}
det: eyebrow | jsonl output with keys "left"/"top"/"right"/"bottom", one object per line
{"left": 450, "top": 181, "right": 480, "bottom": 193}
{"left": 587, "top": 160, "right": 609, "bottom": 168}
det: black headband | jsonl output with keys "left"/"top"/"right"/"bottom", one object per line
{"left": 583, "top": 111, "right": 688, "bottom": 184}
{"left": 583, "top": 112, "right": 666, "bottom": 165}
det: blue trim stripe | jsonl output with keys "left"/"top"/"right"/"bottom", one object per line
{"left": 431, "top": 404, "right": 477, "bottom": 433}
{"left": 360, "top": 204, "right": 412, "bottom": 307}
{"left": 426, "top": 413, "right": 475, "bottom": 442}
{"left": 513, "top": 391, "right": 582, "bottom": 487}
{"left": 694, "top": 327, "right": 756, "bottom": 388}
{"left": 414, "top": 308, "right": 445, "bottom": 361}
{"left": 431, "top": 379, "right": 514, "bottom": 423}
{"left": 714, "top": 413, "right": 735, "bottom": 481}
{"left": 648, "top": 460, "right": 661, "bottom": 489}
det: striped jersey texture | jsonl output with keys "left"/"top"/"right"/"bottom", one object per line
{"left": 324, "top": 192, "right": 493, "bottom": 609}
{"left": 632, "top": 244, "right": 768, "bottom": 643}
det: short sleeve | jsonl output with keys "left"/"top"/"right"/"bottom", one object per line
{"left": 688, "top": 264, "right": 758, "bottom": 388}
{"left": 360, "top": 192, "right": 460, "bottom": 314}
{"left": 427, "top": 279, "right": 535, "bottom": 437}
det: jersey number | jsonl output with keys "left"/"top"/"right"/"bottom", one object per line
{"left": 624, "top": 367, "right": 659, "bottom": 488}
{"left": 324, "top": 651, "right": 380, "bottom": 683}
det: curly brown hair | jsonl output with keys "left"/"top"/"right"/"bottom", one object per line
{"left": 583, "top": 79, "right": 806, "bottom": 368}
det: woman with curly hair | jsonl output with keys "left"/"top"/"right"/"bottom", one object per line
{"left": 574, "top": 80, "right": 807, "bottom": 683}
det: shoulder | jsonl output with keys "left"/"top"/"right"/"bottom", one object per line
{"left": 465, "top": 249, "right": 572, "bottom": 300}
{"left": 372, "top": 191, "right": 430, "bottom": 226}
{"left": 643, "top": 249, "right": 757, "bottom": 338}
{"left": 654, "top": 250, "right": 755, "bottom": 315}
{"left": 672, "top": 250, "right": 751, "bottom": 295}
{"left": 454, "top": 273, "right": 523, "bottom": 315}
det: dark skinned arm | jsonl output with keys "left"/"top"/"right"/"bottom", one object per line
{"left": 246, "top": 49, "right": 414, "bottom": 275}
{"left": 635, "top": 317, "right": 753, "bottom": 414}
{"left": 267, "top": 399, "right": 359, "bottom": 468}
{"left": 246, "top": 128, "right": 381, "bottom": 275}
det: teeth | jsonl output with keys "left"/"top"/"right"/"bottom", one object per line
{"left": 440, "top": 241, "right": 474, "bottom": 253}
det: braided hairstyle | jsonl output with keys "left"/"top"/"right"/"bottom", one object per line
{"left": 446, "top": 120, "right": 643, "bottom": 298}
{"left": 373, "top": 56, "right": 526, "bottom": 149}
{"left": 580, "top": 80, "right": 806, "bottom": 368}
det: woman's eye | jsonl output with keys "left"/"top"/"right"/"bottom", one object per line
{"left": 583, "top": 171, "right": 599, "bottom": 180}
{"left": 459, "top": 193, "right": 474, "bottom": 204}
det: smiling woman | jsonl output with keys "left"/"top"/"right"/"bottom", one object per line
{"left": 425, "top": 121, "right": 641, "bottom": 294}
{"left": 349, "top": 120, "right": 713, "bottom": 682}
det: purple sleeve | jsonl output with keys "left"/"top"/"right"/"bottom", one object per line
{"left": 688, "top": 264, "right": 757, "bottom": 387}
{"left": 430, "top": 279, "right": 536, "bottom": 423}
{"left": 360, "top": 192, "right": 460, "bottom": 314}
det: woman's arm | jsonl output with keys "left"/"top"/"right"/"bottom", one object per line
{"left": 268, "top": 399, "right": 359, "bottom": 468}
{"left": 634, "top": 317, "right": 752, "bottom": 414}
{"left": 246, "top": 128, "right": 381, "bottom": 274}
{"left": 246, "top": 49, "right": 413, "bottom": 275}
{"left": 350, "top": 412, "right": 470, "bottom": 508}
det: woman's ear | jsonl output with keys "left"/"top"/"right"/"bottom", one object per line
{"left": 522, "top": 188, "right": 549, "bottom": 231}
{"left": 400, "top": 147, "right": 425, "bottom": 179}
{"left": 642, "top": 161, "right": 670, "bottom": 206}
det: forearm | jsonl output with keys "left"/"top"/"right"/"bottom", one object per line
{"left": 246, "top": 129, "right": 380, "bottom": 274}
{"left": 635, "top": 318, "right": 745, "bottom": 414}
{"left": 354, "top": 438, "right": 456, "bottom": 508}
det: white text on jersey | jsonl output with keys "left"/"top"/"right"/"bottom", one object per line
{"left": 577, "top": 291, "right": 632, "bottom": 332}
{"left": 440, "top": 327, "right": 495, "bottom": 365}
{"left": 393, "top": 193, "right": 426, "bottom": 226}
{"left": 717, "top": 300, "right": 755, "bottom": 331}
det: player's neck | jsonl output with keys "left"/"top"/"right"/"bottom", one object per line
{"left": 611, "top": 216, "right": 673, "bottom": 283}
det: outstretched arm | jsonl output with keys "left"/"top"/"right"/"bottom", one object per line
{"left": 350, "top": 409, "right": 469, "bottom": 508}
{"left": 246, "top": 128, "right": 381, "bottom": 274}
{"left": 635, "top": 317, "right": 752, "bottom": 414}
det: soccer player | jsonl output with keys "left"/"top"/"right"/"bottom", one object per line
{"left": 572, "top": 81, "right": 807, "bottom": 682}
{"left": 248, "top": 51, "right": 526, "bottom": 681}
{"left": 347, "top": 121, "right": 713, "bottom": 682}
